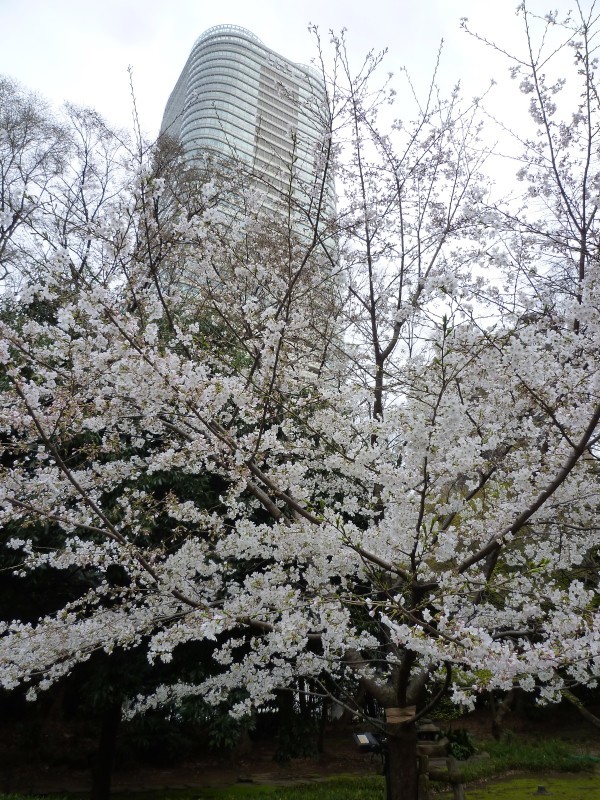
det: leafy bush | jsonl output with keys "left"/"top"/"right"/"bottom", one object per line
{"left": 446, "top": 728, "right": 476, "bottom": 760}
{"left": 273, "top": 712, "right": 321, "bottom": 764}
{"left": 208, "top": 711, "right": 255, "bottom": 752}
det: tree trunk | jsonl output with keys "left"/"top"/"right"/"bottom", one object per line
{"left": 317, "top": 694, "right": 328, "bottom": 755}
{"left": 386, "top": 722, "right": 418, "bottom": 800}
{"left": 490, "top": 689, "right": 516, "bottom": 740}
{"left": 91, "top": 701, "right": 121, "bottom": 800}
{"left": 562, "top": 689, "right": 600, "bottom": 730}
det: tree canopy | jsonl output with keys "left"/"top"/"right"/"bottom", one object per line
{"left": 1, "top": 6, "right": 599, "bottom": 799}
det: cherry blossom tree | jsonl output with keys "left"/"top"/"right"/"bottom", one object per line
{"left": 1, "top": 6, "right": 600, "bottom": 800}
{"left": 0, "top": 77, "right": 69, "bottom": 283}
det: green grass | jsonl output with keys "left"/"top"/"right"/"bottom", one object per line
{"left": 436, "top": 774, "right": 600, "bottom": 800}
{"left": 185, "top": 776, "right": 384, "bottom": 800}
{"left": 3, "top": 770, "right": 600, "bottom": 800}
{"left": 458, "top": 737, "right": 599, "bottom": 783}
{"left": 0, "top": 778, "right": 387, "bottom": 800}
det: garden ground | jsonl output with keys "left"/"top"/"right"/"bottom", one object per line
{"left": 2, "top": 703, "right": 599, "bottom": 796}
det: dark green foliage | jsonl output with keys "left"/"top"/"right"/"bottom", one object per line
{"left": 271, "top": 688, "right": 324, "bottom": 765}
{"left": 273, "top": 712, "right": 321, "bottom": 764}
{"left": 118, "top": 685, "right": 256, "bottom": 763}
{"left": 118, "top": 710, "right": 201, "bottom": 765}
{"left": 445, "top": 728, "right": 476, "bottom": 760}
{"left": 430, "top": 692, "right": 463, "bottom": 722}
{"left": 205, "top": 709, "right": 255, "bottom": 752}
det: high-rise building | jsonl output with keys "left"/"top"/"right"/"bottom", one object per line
{"left": 161, "top": 24, "right": 333, "bottom": 223}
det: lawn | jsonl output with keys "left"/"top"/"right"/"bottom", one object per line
{"left": 1, "top": 735, "right": 598, "bottom": 800}
{"left": 2, "top": 773, "right": 600, "bottom": 800}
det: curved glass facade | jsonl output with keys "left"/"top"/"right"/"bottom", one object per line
{"left": 161, "top": 25, "right": 333, "bottom": 221}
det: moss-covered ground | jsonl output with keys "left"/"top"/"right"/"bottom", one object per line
{"left": 3, "top": 770, "right": 600, "bottom": 800}
{"left": 438, "top": 774, "right": 600, "bottom": 800}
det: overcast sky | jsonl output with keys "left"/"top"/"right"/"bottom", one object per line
{"left": 0, "top": 0, "right": 574, "bottom": 139}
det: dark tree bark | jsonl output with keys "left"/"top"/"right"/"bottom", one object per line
{"left": 91, "top": 701, "right": 121, "bottom": 800}
{"left": 386, "top": 722, "right": 418, "bottom": 800}
{"left": 317, "top": 693, "right": 328, "bottom": 755}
